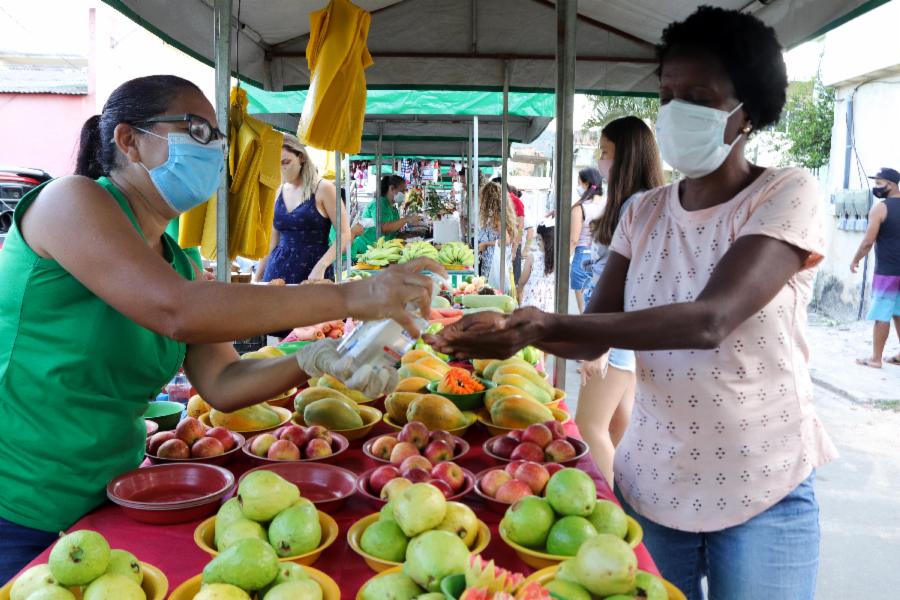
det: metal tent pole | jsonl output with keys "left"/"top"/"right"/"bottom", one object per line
{"left": 214, "top": 0, "right": 232, "bottom": 282}
{"left": 345, "top": 154, "right": 353, "bottom": 271}
{"left": 553, "top": 0, "right": 576, "bottom": 387}
{"left": 466, "top": 125, "right": 472, "bottom": 243}
{"left": 473, "top": 116, "right": 480, "bottom": 275}
{"left": 499, "top": 61, "right": 510, "bottom": 296}
{"left": 334, "top": 150, "right": 343, "bottom": 281}
{"left": 376, "top": 123, "right": 384, "bottom": 239}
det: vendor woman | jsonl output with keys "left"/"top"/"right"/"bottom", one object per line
{"left": 0, "top": 74, "right": 443, "bottom": 580}
{"left": 429, "top": 7, "right": 836, "bottom": 600}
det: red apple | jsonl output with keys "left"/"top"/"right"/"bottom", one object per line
{"left": 175, "top": 417, "right": 207, "bottom": 446}
{"left": 510, "top": 442, "right": 545, "bottom": 463}
{"left": 267, "top": 439, "right": 300, "bottom": 460}
{"left": 514, "top": 461, "right": 550, "bottom": 494}
{"left": 545, "top": 439, "right": 577, "bottom": 462}
{"left": 398, "top": 421, "right": 430, "bottom": 449}
{"left": 306, "top": 425, "right": 332, "bottom": 444}
{"left": 272, "top": 425, "right": 290, "bottom": 439}
{"left": 304, "top": 438, "right": 332, "bottom": 459}
{"left": 424, "top": 440, "right": 453, "bottom": 464}
{"left": 205, "top": 427, "right": 236, "bottom": 451}
{"left": 544, "top": 463, "right": 565, "bottom": 477}
{"left": 480, "top": 469, "right": 512, "bottom": 498}
{"left": 544, "top": 420, "right": 567, "bottom": 440}
{"left": 371, "top": 435, "right": 399, "bottom": 460}
{"left": 428, "top": 478, "right": 454, "bottom": 498}
{"left": 369, "top": 465, "right": 400, "bottom": 495}
{"left": 390, "top": 442, "right": 421, "bottom": 465}
{"left": 279, "top": 425, "right": 310, "bottom": 448}
{"left": 429, "top": 430, "right": 455, "bottom": 447}
{"left": 400, "top": 454, "right": 433, "bottom": 474}
{"left": 157, "top": 438, "right": 190, "bottom": 459}
{"left": 250, "top": 433, "right": 277, "bottom": 457}
{"left": 191, "top": 436, "right": 225, "bottom": 458}
{"left": 147, "top": 431, "right": 176, "bottom": 455}
{"left": 404, "top": 467, "right": 432, "bottom": 484}
{"left": 490, "top": 436, "right": 519, "bottom": 459}
{"left": 506, "top": 430, "right": 524, "bottom": 442}
{"left": 521, "top": 423, "right": 553, "bottom": 449}
{"left": 431, "top": 462, "right": 465, "bottom": 492}
{"left": 505, "top": 460, "right": 527, "bottom": 477}
{"left": 495, "top": 479, "right": 533, "bottom": 503}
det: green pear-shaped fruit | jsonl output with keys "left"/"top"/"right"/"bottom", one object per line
{"left": 546, "top": 516, "right": 597, "bottom": 556}
{"left": 237, "top": 471, "right": 300, "bottom": 522}
{"left": 403, "top": 530, "right": 469, "bottom": 592}
{"left": 104, "top": 549, "right": 142, "bottom": 585}
{"left": 268, "top": 499, "right": 322, "bottom": 557}
{"left": 48, "top": 530, "right": 111, "bottom": 586}
{"left": 571, "top": 534, "right": 637, "bottom": 596}
{"left": 379, "top": 502, "right": 397, "bottom": 523}
{"left": 556, "top": 559, "right": 579, "bottom": 583}
{"left": 360, "top": 519, "right": 408, "bottom": 562}
{"left": 544, "top": 578, "right": 592, "bottom": 600}
{"left": 544, "top": 469, "right": 597, "bottom": 517}
{"left": 202, "top": 538, "right": 280, "bottom": 592}
{"left": 259, "top": 563, "right": 310, "bottom": 597}
{"left": 634, "top": 570, "right": 668, "bottom": 600}
{"left": 10, "top": 564, "right": 58, "bottom": 600}
{"left": 262, "top": 580, "right": 322, "bottom": 600}
{"left": 359, "top": 572, "right": 423, "bottom": 600}
{"left": 82, "top": 573, "right": 145, "bottom": 600}
{"left": 20, "top": 586, "right": 75, "bottom": 600}
{"left": 193, "top": 583, "right": 251, "bottom": 599}
{"left": 501, "top": 496, "right": 555, "bottom": 548}
{"left": 392, "top": 483, "right": 447, "bottom": 537}
{"left": 416, "top": 594, "right": 445, "bottom": 600}
{"left": 587, "top": 499, "right": 629, "bottom": 539}
{"left": 216, "top": 498, "right": 245, "bottom": 532}
{"left": 217, "top": 518, "right": 267, "bottom": 550}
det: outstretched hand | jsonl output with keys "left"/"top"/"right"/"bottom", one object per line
{"left": 425, "top": 306, "right": 548, "bottom": 359}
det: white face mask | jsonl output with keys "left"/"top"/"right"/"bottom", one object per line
{"left": 577, "top": 184, "right": 586, "bottom": 196}
{"left": 394, "top": 192, "right": 405, "bottom": 205}
{"left": 655, "top": 100, "right": 744, "bottom": 179}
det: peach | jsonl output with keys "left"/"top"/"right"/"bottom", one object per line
{"left": 505, "top": 459, "right": 527, "bottom": 477}
{"left": 400, "top": 455, "right": 433, "bottom": 474}
{"left": 544, "top": 463, "right": 565, "bottom": 477}
{"left": 280, "top": 425, "right": 310, "bottom": 448}
{"left": 495, "top": 479, "right": 533, "bottom": 503}
{"left": 175, "top": 417, "right": 207, "bottom": 446}
{"left": 404, "top": 467, "right": 432, "bottom": 484}
{"left": 491, "top": 436, "right": 519, "bottom": 459}
{"left": 369, "top": 465, "right": 400, "bottom": 495}
{"left": 205, "top": 427, "right": 236, "bottom": 451}
{"left": 306, "top": 425, "right": 332, "bottom": 443}
{"left": 371, "top": 435, "right": 400, "bottom": 460}
{"left": 429, "top": 429, "right": 455, "bottom": 446}
{"left": 398, "top": 421, "right": 429, "bottom": 449}
{"left": 545, "top": 439, "right": 577, "bottom": 462}
{"left": 424, "top": 440, "right": 453, "bottom": 464}
{"left": 157, "top": 438, "right": 190, "bottom": 459}
{"left": 429, "top": 478, "right": 454, "bottom": 498}
{"left": 250, "top": 433, "right": 278, "bottom": 457}
{"left": 390, "top": 441, "right": 420, "bottom": 465}
{"left": 267, "top": 439, "right": 300, "bottom": 460}
{"left": 510, "top": 442, "right": 544, "bottom": 463}
{"left": 544, "top": 420, "right": 567, "bottom": 440}
{"left": 506, "top": 430, "right": 524, "bottom": 442}
{"left": 191, "top": 436, "right": 225, "bottom": 458}
{"left": 521, "top": 423, "right": 553, "bottom": 449}
{"left": 431, "top": 461, "right": 465, "bottom": 492}
{"left": 147, "top": 431, "right": 176, "bottom": 455}
{"left": 304, "top": 438, "right": 332, "bottom": 459}
{"left": 480, "top": 469, "right": 512, "bottom": 498}
{"left": 514, "top": 461, "right": 550, "bottom": 494}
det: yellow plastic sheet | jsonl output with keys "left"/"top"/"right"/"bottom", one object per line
{"left": 297, "top": 0, "right": 373, "bottom": 154}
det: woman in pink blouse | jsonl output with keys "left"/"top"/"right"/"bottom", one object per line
{"left": 428, "top": 7, "right": 836, "bottom": 600}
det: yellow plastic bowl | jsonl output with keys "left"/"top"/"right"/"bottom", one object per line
{"left": 194, "top": 510, "right": 338, "bottom": 566}
{"left": 199, "top": 406, "right": 293, "bottom": 436}
{"left": 477, "top": 406, "right": 570, "bottom": 437}
{"left": 521, "top": 564, "right": 686, "bottom": 600}
{"left": 346, "top": 513, "right": 491, "bottom": 573}
{"left": 499, "top": 516, "right": 643, "bottom": 569}
{"left": 382, "top": 411, "right": 477, "bottom": 437}
{"left": 292, "top": 405, "right": 383, "bottom": 442}
{"left": 266, "top": 387, "right": 298, "bottom": 409}
{"left": 168, "top": 565, "right": 340, "bottom": 600}
{"left": 0, "top": 562, "right": 168, "bottom": 600}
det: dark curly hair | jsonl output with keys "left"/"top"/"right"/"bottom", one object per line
{"left": 656, "top": 6, "right": 787, "bottom": 132}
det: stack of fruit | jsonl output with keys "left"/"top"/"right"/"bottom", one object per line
{"left": 500, "top": 469, "right": 633, "bottom": 560}
{"left": 146, "top": 417, "right": 239, "bottom": 461}
{"left": 437, "top": 242, "right": 475, "bottom": 268}
{"left": 396, "top": 348, "right": 452, "bottom": 383}
{"left": 206, "top": 402, "right": 288, "bottom": 434}
{"left": 10, "top": 530, "right": 150, "bottom": 600}
{"left": 486, "top": 422, "right": 582, "bottom": 464}
{"left": 356, "top": 237, "right": 404, "bottom": 267}
{"left": 479, "top": 460, "right": 564, "bottom": 505}
{"left": 366, "top": 422, "right": 466, "bottom": 464}
{"left": 293, "top": 382, "right": 374, "bottom": 431}
{"left": 471, "top": 358, "right": 566, "bottom": 431}
{"left": 451, "top": 275, "right": 490, "bottom": 296}
{"left": 246, "top": 424, "right": 340, "bottom": 461}
{"left": 398, "top": 241, "right": 440, "bottom": 264}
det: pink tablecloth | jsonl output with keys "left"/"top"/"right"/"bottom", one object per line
{"left": 20, "top": 404, "right": 657, "bottom": 598}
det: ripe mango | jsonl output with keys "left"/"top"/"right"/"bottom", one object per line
{"left": 406, "top": 394, "right": 466, "bottom": 431}
{"left": 384, "top": 392, "right": 423, "bottom": 424}
{"left": 294, "top": 386, "right": 356, "bottom": 414}
{"left": 187, "top": 394, "right": 211, "bottom": 418}
{"left": 492, "top": 374, "right": 552, "bottom": 404}
{"left": 472, "top": 359, "right": 496, "bottom": 376}
{"left": 317, "top": 374, "right": 350, "bottom": 393}
{"left": 490, "top": 395, "right": 554, "bottom": 429}
{"left": 209, "top": 403, "right": 282, "bottom": 431}
{"left": 484, "top": 385, "right": 538, "bottom": 411}
{"left": 493, "top": 364, "right": 554, "bottom": 397}
{"left": 414, "top": 356, "right": 451, "bottom": 376}
{"left": 401, "top": 349, "right": 436, "bottom": 365}
{"left": 398, "top": 364, "right": 442, "bottom": 382}
{"left": 395, "top": 377, "right": 431, "bottom": 393}
{"left": 303, "top": 398, "right": 364, "bottom": 430}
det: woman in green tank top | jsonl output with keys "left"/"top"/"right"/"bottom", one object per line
{"left": 0, "top": 75, "right": 444, "bottom": 580}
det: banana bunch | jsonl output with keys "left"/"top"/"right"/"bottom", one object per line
{"left": 398, "top": 241, "right": 440, "bottom": 264}
{"left": 438, "top": 242, "right": 475, "bottom": 267}
{"left": 372, "top": 237, "right": 403, "bottom": 250}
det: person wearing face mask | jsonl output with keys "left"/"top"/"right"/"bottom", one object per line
{"left": 576, "top": 116, "right": 664, "bottom": 486}
{"left": 851, "top": 167, "right": 900, "bottom": 368}
{"left": 0, "top": 75, "right": 445, "bottom": 579}
{"left": 428, "top": 8, "right": 837, "bottom": 599}
{"left": 254, "top": 134, "right": 351, "bottom": 284}
{"left": 569, "top": 168, "right": 605, "bottom": 312}
{"left": 348, "top": 174, "right": 425, "bottom": 259}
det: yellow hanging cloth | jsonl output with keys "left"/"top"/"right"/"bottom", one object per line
{"left": 297, "top": 0, "right": 373, "bottom": 154}
{"left": 179, "top": 86, "right": 283, "bottom": 260}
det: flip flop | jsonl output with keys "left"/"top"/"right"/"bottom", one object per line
{"left": 856, "top": 357, "right": 882, "bottom": 369}
{"left": 885, "top": 355, "right": 900, "bottom": 366}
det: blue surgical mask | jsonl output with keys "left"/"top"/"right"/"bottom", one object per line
{"left": 137, "top": 130, "right": 225, "bottom": 213}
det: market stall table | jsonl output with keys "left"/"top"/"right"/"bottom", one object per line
{"left": 14, "top": 403, "right": 657, "bottom": 598}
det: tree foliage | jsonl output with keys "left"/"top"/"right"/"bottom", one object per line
{"left": 582, "top": 95, "right": 660, "bottom": 130}
{"left": 777, "top": 74, "right": 834, "bottom": 171}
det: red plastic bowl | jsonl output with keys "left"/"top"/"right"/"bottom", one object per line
{"left": 361, "top": 433, "right": 470, "bottom": 464}
{"left": 238, "top": 462, "right": 357, "bottom": 513}
{"left": 107, "top": 463, "right": 235, "bottom": 525}
{"left": 240, "top": 432, "right": 349, "bottom": 464}
{"left": 482, "top": 434, "right": 589, "bottom": 466}
{"left": 356, "top": 466, "right": 476, "bottom": 507}
{"left": 145, "top": 432, "right": 245, "bottom": 467}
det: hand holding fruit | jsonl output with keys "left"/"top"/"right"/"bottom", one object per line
{"left": 429, "top": 306, "right": 548, "bottom": 359}
{"left": 295, "top": 339, "right": 398, "bottom": 397}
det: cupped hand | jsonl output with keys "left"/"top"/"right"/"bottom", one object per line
{"left": 343, "top": 257, "right": 447, "bottom": 338}
{"left": 425, "top": 306, "right": 547, "bottom": 359}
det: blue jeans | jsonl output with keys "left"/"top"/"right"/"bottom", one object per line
{"left": 570, "top": 246, "right": 592, "bottom": 290}
{"left": 617, "top": 473, "right": 820, "bottom": 600}
{"left": 0, "top": 517, "right": 58, "bottom": 583}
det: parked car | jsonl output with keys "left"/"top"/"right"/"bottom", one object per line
{"left": 0, "top": 166, "right": 52, "bottom": 247}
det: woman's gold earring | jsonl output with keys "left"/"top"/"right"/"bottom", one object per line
{"left": 742, "top": 125, "right": 752, "bottom": 134}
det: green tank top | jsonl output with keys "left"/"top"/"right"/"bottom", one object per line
{"left": 0, "top": 177, "right": 196, "bottom": 532}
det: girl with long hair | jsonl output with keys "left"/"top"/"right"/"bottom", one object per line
{"left": 478, "top": 182, "right": 517, "bottom": 284}
{"left": 520, "top": 222, "right": 556, "bottom": 312}
{"left": 569, "top": 167, "right": 604, "bottom": 312}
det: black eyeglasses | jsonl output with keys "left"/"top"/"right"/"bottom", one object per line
{"left": 132, "top": 114, "right": 225, "bottom": 145}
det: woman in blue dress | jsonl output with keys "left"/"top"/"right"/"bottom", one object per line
{"left": 255, "top": 134, "right": 352, "bottom": 283}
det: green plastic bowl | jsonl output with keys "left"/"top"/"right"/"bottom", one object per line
{"left": 277, "top": 341, "right": 313, "bottom": 355}
{"left": 144, "top": 401, "right": 184, "bottom": 431}
{"left": 427, "top": 379, "right": 494, "bottom": 411}
{"left": 440, "top": 573, "right": 466, "bottom": 599}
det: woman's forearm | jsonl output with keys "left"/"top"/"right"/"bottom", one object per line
{"left": 313, "top": 230, "right": 352, "bottom": 274}
{"left": 200, "top": 354, "right": 309, "bottom": 412}
{"left": 381, "top": 218, "right": 407, "bottom": 234}
{"left": 253, "top": 255, "right": 269, "bottom": 282}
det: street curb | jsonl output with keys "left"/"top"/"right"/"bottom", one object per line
{"left": 811, "top": 375, "right": 865, "bottom": 404}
